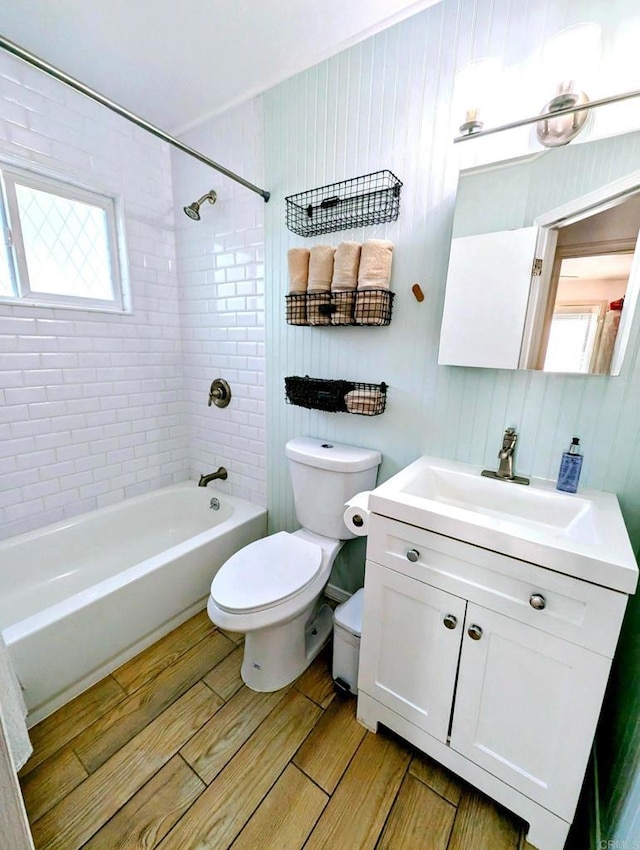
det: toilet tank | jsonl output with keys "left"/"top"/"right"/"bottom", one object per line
{"left": 285, "top": 437, "right": 381, "bottom": 540}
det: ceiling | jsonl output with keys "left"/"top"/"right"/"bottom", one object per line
{"left": 561, "top": 253, "right": 635, "bottom": 282}
{"left": 0, "top": 0, "right": 440, "bottom": 133}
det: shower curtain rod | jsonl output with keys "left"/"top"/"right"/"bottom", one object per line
{"left": 0, "top": 34, "right": 270, "bottom": 202}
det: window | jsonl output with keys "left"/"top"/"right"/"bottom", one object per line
{"left": 0, "top": 165, "right": 125, "bottom": 311}
{"left": 543, "top": 303, "right": 604, "bottom": 373}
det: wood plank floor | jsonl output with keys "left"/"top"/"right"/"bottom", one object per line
{"left": 19, "top": 609, "right": 528, "bottom": 850}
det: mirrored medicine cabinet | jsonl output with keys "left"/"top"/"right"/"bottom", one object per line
{"left": 438, "top": 125, "right": 640, "bottom": 375}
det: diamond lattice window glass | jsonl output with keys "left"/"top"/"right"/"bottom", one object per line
{"left": 0, "top": 165, "right": 125, "bottom": 310}
{"left": 15, "top": 185, "right": 114, "bottom": 300}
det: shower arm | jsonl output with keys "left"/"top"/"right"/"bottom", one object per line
{"left": 0, "top": 35, "right": 270, "bottom": 202}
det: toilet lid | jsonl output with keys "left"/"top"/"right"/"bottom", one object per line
{"left": 211, "top": 531, "right": 323, "bottom": 614}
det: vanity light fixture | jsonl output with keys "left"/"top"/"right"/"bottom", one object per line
{"left": 536, "top": 22, "right": 601, "bottom": 147}
{"left": 455, "top": 58, "right": 501, "bottom": 136}
{"left": 536, "top": 83, "right": 590, "bottom": 147}
{"left": 451, "top": 23, "right": 636, "bottom": 146}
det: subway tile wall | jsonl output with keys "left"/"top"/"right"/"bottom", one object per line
{"left": 171, "top": 99, "right": 267, "bottom": 506}
{"left": 0, "top": 52, "right": 188, "bottom": 540}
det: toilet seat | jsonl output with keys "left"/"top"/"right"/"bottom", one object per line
{"left": 210, "top": 531, "right": 323, "bottom": 614}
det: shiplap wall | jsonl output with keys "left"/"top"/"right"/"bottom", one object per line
{"left": 263, "top": 0, "right": 640, "bottom": 841}
{"left": 264, "top": 0, "right": 640, "bottom": 561}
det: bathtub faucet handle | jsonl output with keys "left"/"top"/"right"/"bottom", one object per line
{"left": 208, "top": 379, "right": 232, "bottom": 408}
{"left": 198, "top": 467, "right": 228, "bottom": 487}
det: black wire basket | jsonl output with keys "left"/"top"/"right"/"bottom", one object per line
{"left": 285, "top": 170, "right": 402, "bottom": 237}
{"left": 285, "top": 289, "right": 394, "bottom": 327}
{"left": 284, "top": 376, "right": 387, "bottom": 416}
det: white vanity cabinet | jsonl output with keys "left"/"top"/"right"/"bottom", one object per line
{"left": 357, "top": 515, "right": 630, "bottom": 850}
{"left": 359, "top": 563, "right": 466, "bottom": 742}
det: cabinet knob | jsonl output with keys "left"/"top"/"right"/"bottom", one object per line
{"left": 406, "top": 548, "right": 420, "bottom": 563}
{"left": 529, "top": 593, "right": 546, "bottom": 610}
{"left": 443, "top": 614, "right": 458, "bottom": 630}
{"left": 467, "top": 624, "right": 483, "bottom": 640}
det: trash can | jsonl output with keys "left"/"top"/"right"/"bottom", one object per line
{"left": 332, "top": 588, "right": 364, "bottom": 695}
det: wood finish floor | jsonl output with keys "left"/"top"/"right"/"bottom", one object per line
{"left": 19, "top": 609, "right": 532, "bottom": 850}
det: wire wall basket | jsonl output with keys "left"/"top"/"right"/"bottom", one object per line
{"left": 285, "top": 376, "right": 387, "bottom": 416}
{"left": 285, "top": 170, "right": 402, "bottom": 237}
{"left": 285, "top": 289, "right": 394, "bottom": 326}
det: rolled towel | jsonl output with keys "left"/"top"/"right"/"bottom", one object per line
{"left": 331, "top": 241, "right": 361, "bottom": 291}
{"left": 345, "top": 387, "right": 385, "bottom": 416}
{"left": 307, "top": 292, "right": 331, "bottom": 325}
{"left": 354, "top": 289, "right": 391, "bottom": 325}
{"left": 286, "top": 294, "right": 307, "bottom": 325}
{"left": 308, "top": 245, "right": 335, "bottom": 292}
{"left": 288, "top": 248, "right": 310, "bottom": 294}
{"left": 330, "top": 291, "right": 356, "bottom": 325}
{"left": 357, "top": 239, "right": 394, "bottom": 289}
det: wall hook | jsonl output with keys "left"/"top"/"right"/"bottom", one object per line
{"left": 208, "top": 378, "right": 232, "bottom": 408}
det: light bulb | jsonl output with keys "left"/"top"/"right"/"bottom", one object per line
{"left": 454, "top": 58, "right": 501, "bottom": 135}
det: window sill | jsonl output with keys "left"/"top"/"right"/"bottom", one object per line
{"left": 0, "top": 296, "right": 131, "bottom": 315}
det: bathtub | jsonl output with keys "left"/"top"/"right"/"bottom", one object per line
{"left": 0, "top": 482, "right": 267, "bottom": 724}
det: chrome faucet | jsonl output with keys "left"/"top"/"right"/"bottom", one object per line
{"left": 481, "top": 428, "right": 530, "bottom": 485}
{"left": 198, "top": 466, "right": 228, "bottom": 487}
{"left": 497, "top": 427, "right": 517, "bottom": 479}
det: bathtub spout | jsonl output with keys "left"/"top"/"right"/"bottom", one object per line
{"left": 198, "top": 467, "right": 228, "bottom": 487}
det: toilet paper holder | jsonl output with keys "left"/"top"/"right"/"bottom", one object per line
{"left": 344, "top": 491, "right": 373, "bottom": 537}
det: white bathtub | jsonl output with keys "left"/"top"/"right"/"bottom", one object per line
{"left": 0, "top": 482, "right": 267, "bottom": 724}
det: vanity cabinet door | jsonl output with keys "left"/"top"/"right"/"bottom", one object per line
{"left": 450, "top": 602, "right": 611, "bottom": 820}
{"left": 359, "top": 561, "right": 466, "bottom": 742}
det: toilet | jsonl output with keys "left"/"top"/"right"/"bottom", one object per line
{"left": 207, "top": 436, "right": 381, "bottom": 692}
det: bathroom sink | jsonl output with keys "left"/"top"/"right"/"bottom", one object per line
{"left": 369, "top": 455, "right": 637, "bottom": 592}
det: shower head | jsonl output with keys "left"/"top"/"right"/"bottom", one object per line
{"left": 183, "top": 190, "right": 217, "bottom": 220}
{"left": 184, "top": 203, "right": 201, "bottom": 220}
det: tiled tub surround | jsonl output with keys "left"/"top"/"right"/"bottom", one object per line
{"left": 171, "top": 98, "right": 267, "bottom": 507}
{"left": 0, "top": 482, "right": 266, "bottom": 724}
{"left": 0, "top": 51, "right": 187, "bottom": 541}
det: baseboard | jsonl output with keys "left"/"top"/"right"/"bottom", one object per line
{"left": 324, "top": 583, "right": 352, "bottom": 604}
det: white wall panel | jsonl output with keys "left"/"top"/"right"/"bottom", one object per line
{"left": 266, "top": 0, "right": 640, "bottom": 540}
{"left": 264, "top": 0, "right": 640, "bottom": 837}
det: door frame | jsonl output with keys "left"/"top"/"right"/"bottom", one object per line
{"left": 0, "top": 709, "right": 34, "bottom": 850}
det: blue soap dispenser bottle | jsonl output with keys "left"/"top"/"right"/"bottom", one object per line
{"left": 557, "top": 437, "right": 583, "bottom": 493}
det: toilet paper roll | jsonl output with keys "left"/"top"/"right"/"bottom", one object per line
{"left": 343, "top": 491, "right": 372, "bottom": 537}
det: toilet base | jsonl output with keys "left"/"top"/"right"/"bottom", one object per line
{"left": 241, "top": 602, "right": 333, "bottom": 692}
